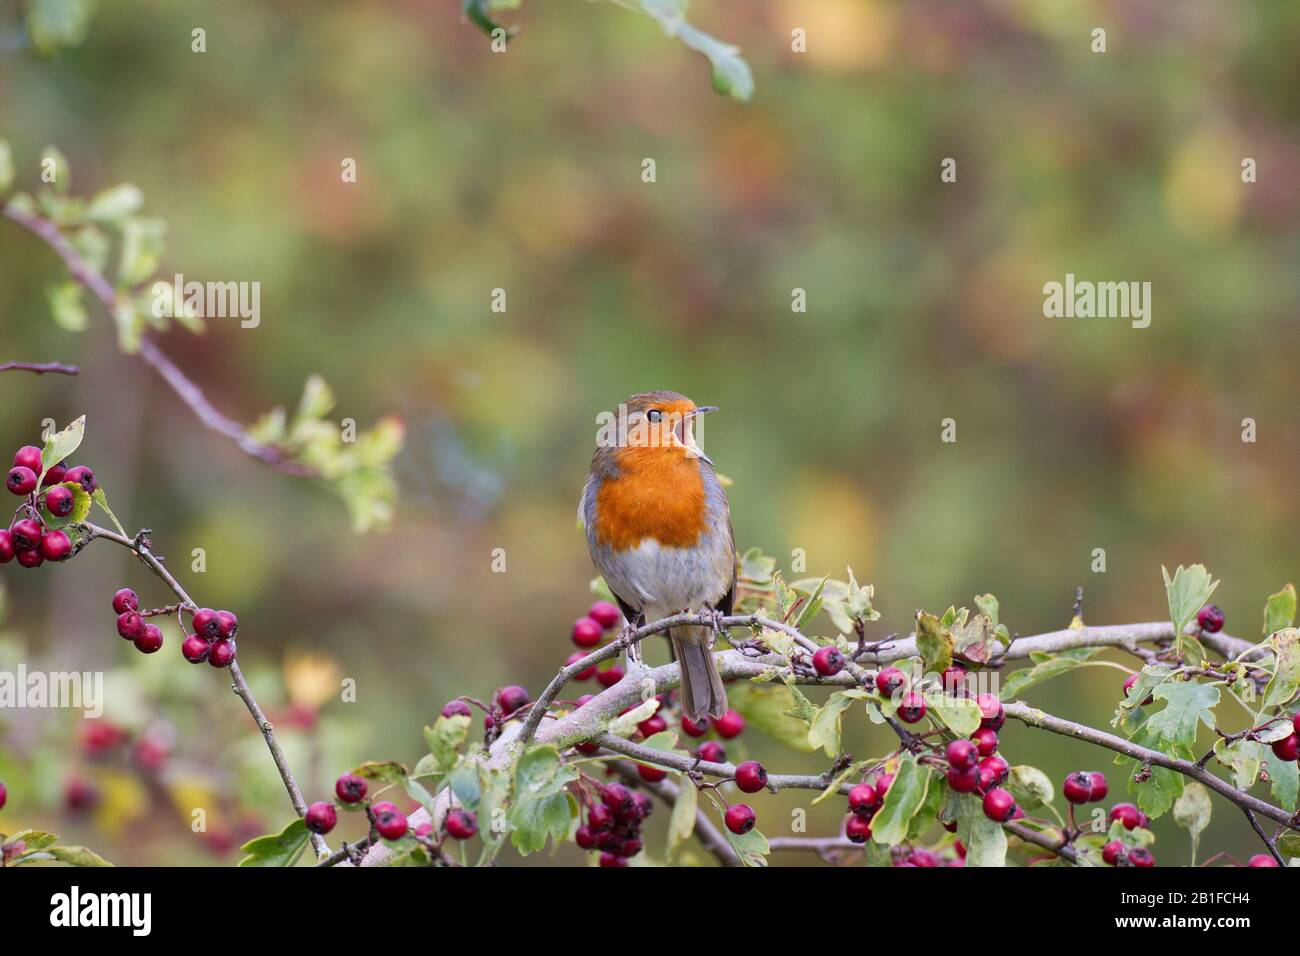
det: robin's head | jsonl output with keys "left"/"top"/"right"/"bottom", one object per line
{"left": 597, "top": 390, "right": 717, "bottom": 466}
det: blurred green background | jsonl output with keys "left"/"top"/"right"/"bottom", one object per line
{"left": 1, "top": 0, "right": 1297, "bottom": 865}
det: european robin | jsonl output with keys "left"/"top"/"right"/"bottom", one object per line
{"left": 579, "top": 391, "right": 735, "bottom": 720}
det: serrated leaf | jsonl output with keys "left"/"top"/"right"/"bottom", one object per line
{"left": 952, "top": 792, "right": 1007, "bottom": 867}
{"left": 1162, "top": 564, "right": 1218, "bottom": 650}
{"left": 1263, "top": 629, "right": 1300, "bottom": 709}
{"left": 930, "top": 693, "right": 982, "bottom": 735}
{"left": 238, "top": 818, "right": 310, "bottom": 867}
{"left": 7, "top": 829, "right": 59, "bottom": 851}
{"left": 46, "top": 844, "right": 113, "bottom": 867}
{"left": 1146, "top": 681, "right": 1220, "bottom": 749}
{"left": 807, "top": 689, "right": 869, "bottom": 758}
{"left": 728, "top": 681, "right": 814, "bottom": 753}
{"left": 422, "top": 713, "right": 470, "bottom": 773}
{"left": 1001, "top": 649, "right": 1100, "bottom": 700}
{"left": 353, "top": 759, "right": 410, "bottom": 787}
{"left": 1264, "top": 585, "right": 1297, "bottom": 636}
{"left": 507, "top": 791, "right": 573, "bottom": 855}
{"left": 1007, "top": 765, "right": 1054, "bottom": 810}
{"left": 39, "top": 481, "right": 91, "bottom": 530}
{"left": 723, "top": 824, "right": 768, "bottom": 866}
{"left": 39, "top": 416, "right": 84, "bottom": 483}
{"left": 1263, "top": 747, "right": 1299, "bottom": 811}
{"left": 870, "top": 756, "right": 932, "bottom": 845}
{"left": 915, "top": 610, "right": 954, "bottom": 674}
{"left": 1173, "top": 782, "right": 1212, "bottom": 863}
{"left": 513, "top": 745, "right": 578, "bottom": 800}
{"left": 1215, "top": 738, "right": 1262, "bottom": 790}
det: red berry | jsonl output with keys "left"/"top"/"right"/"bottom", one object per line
{"left": 13, "top": 446, "right": 43, "bottom": 472}
{"left": 946, "top": 739, "right": 978, "bottom": 772}
{"left": 896, "top": 691, "right": 927, "bottom": 723}
{"left": 813, "top": 645, "right": 846, "bottom": 676}
{"left": 597, "top": 665, "right": 624, "bottom": 688}
{"left": 305, "top": 801, "right": 337, "bottom": 834}
{"left": 598, "top": 851, "right": 627, "bottom": 867}
{"left": 1102, "top": 840, "right": 1125, "bottom": 865}
{"left": 909, "top": 848, "right": 940, "bottom": 867}
{"left": 979, "top": 755, "right": 1009, "bottom": 786}
{"left": 845, "top": 814, "right": 872, "bottom": 843}
{"left": 192, "top": 608, "right": 222, "bottom": 639}
{"left": 134, "top": 624, "right": 163, "bottom": 654}
{"left": 947, "top": 764, "right": 981, "bottom": 793}
{"left": 413, "top": 822, "right": 434, "bottom": 838}
{"left": 117, "top": 611, "right": 146, "bottom": 640}
{"left": 1196, "top": 604, "right": 1225, "bottom": 633}
{"left": 971, "top": 727, "right": 998, "bottom": 757}
{"left": 15, "top": 547, "right": 42, "bottom": 568}
{"left": 631, "top": 792, "right": 654, "bottom": 820}
{"left": 0, "top": 530, "right": 13, "bottom": 563}
{"left": 6, "top": 466, "right": 36, "bottom": 495}
{"left": 335, "top": 773, "right": 367, "bottom": 803}
{"left": 1271, "top": 734, "right": 1300, "bottom": 762}
{"left": 38, "top": 530, "right": 71, "bottom": 562}
{"left": 1246, "top": 854, "right": 1280, "bottom": 867}
{"left": 982, "top": 787, "right": 1016, "bottom": 822}
{"left": 112, "top": 588, "right": 139, "bottom": 614}
{"left": 63, "top": 466, "right": 96, "bottom": 494}
{"left": 575, "top": 825, "right": 598, "bottom": 850}
{"left": 941, "top": 664, "right": 968, "bottom": 693}
{"left": 42, "top": 463, "right": 67, "bottom": 487}
{"left": 1294, "top": 712, "right": 1300, "bottom": 737}
{"left": 10, "top": 518, "right": 42, "bottom": 551}
{"left": 208, "top": 639, "right": 236, "bottom": 668}
{"left": 713, "top": 709, "right": 745, "bottom": 738}
{"left": 1123, "top": 672, "right": 1154, "bottom": 706}
{"left": 637, "top": 714, "right": 667, "bottom": 737}
{"left": 0, "top": 780, "right": 6, "bottom": 809}
{"left": 637, "top": 763, "right": 667, "bottom": 783}
{"left": 976, "top": 693, "right": 1005, "bottom": 730}
{"left": 566, "top": 652, "right": 598, "bottom": 681}
{"left": 734, "top": 760, "right": 768, "bottom": 793}
{"left": 603, "top": 783, "right": 636, "bottom": 820}
{"left": 587, "top": 804, "right": 614, "bottom": 831}
{"left": 371, "top": 801, "right": 399, "bottom": 815}
{"left": 44, "top": 485, "right": 74, "bottom": 517}
{"left": 875, "top": 667, "right": 907, "bottom": 697}
{"left": 216, "top": 610, "right": 239, "bottom": 639}
{"left": 875, "top": 772, "right": 894, "bottom": 796}
{"left": 1128, "top": 847, "right": 1155, "bottom": 868}
{"left": 445, "top": 809, "right": 478, "bottom": 839}
{"left": 495, "top": 685, "right": 530, "bottom": 715}
{"left": 1109, "top": 803, "right": 1142, "bottom": 830}
{"left": 572, "top": 617, "right": 603, "bottom": 648}
{"left": 588, "top": 601, "right": 622, "bottom": 630}
{"left": 441, "top": 700, "right": 472, "bottom": 718}
{"left": 697, "top": 741, "right": 726, "bottom": 763}
{"left": 1063, "top": 771, "right": 1094, "bottom": 804}
{"left": 575, "top": 741, "right": 599, "bottom": 755}
{"left": 724, "top": 804, "right": 756, "bottom": 834}
{"left": 848, "top": 782, "right": 880, "bottom": 815}
{"left": 1089, "top": 772, "right": 1109, "bottom": 802}
{"left": 680, "top": 715, "right": 709, "bottom": 737}
{"left": 374, "top": 808, "right": 409, "bottom": 840}
{"left": 616, "top": 835, "right": 643, "bottom": 857}
{"left": 181, "top": 634, "right": 211, "bottom": 663}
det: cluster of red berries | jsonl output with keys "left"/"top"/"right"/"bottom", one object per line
{"left": 441, "top": 683, "right": 532, "bottom": 736}
{"left": 576, "top": 782, "right": 653, "bottom": 866}
{"left": 303, "top": 771, "right": 480, "bottom": 846}
{"left": 568, "top": 600, "right": 626, "bottom": 687}
{"left": 844, "top": 772, "right": 889, "bottom": 843}
{"left": 111, "top": 588, "right": 240, "bottom": 665}
{"left": 874, "top": 666, "right": 928, "bottom": 723}
{"left": 0, "top": 446, "right": 94, "bottom": 568}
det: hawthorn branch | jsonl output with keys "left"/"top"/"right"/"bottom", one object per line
{"left": 1243, "top": 808, "right": 1285, "bottom": 866}
{"left": 0, "top": 360, "right": 79, "bottom": 375}
{"left": 2, "top": 202, "right": 317, "bottom": 478}
{"left": 79, "top": 521, "right": 329, "bottom": 857}
{"left": 1004, "top": 701, "right": 1299, "bottom": 832}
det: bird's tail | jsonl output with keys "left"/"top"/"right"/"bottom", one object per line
{"left": 669, "top": 626, "right": 728, "bottom": 721}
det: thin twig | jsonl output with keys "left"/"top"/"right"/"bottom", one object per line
{"left": 0, "top": 360, "right": 79, "bottom": 375}
{"left": 79, "top": 521, "right": 328, "bottom": 857}
{"left": 2, "top": 202, "right": 316, "bottom": 478}
{"left": 1244, "top": 808, "right": 1285, "bottom": 866}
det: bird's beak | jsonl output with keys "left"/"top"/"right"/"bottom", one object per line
{"left": 686, "top": 405, "right": 718, "bottom": 418}
{"left": 677, "top": 406, "right": 715, "bottom": 465}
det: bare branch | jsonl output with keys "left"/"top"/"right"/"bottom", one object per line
{"left": 0, "top": 360, "right": 79, "bottom": 375}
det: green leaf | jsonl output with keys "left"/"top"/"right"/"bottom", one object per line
{"left": 728, "top": 681, "right": 814, "bottom": 753}
{"left": 723, "top": 825, "right": 769, "bottom": 866}
{"left": 39, "top": 416, "right": 85, "bottom": 483}
{"left": 1172, "top": 781, "right": 1212, "bottom": 863}
{"left": 807, "top": 690, "right": 869, "bottom": 758}
{"left": 1262, "top": 629, "right": 1300, "bottom": 709}
{"left": 507, "top": 792, "right": 573, "bottom": 855}
{"left": 39, "top": 481, "right": 91, "bottom": 530}
{"left": 1162, "top": 564, "right": 1218, "bottom": 652}
{"left": 870, "top": 756, "right": 932, "bottom": 845}
{"left": 1129, "top": 762, "right": 1185, "bottom": 820}
{"left": 0, "top": 140, "right": 13, "bottom": 193}
{"left": 46, "top": 281, "right": 88, "bottom": 331}
{"left": 354, "top": 759, "right": 410, "bottom": 788}
{"left": 382, "top": 845, "right": 431, "bottom": 867}
{"left": 238, "top": 819, "right": 310, "bottom": 867}
{"left": 1001, "top": 648, "right": 1100, "bottom": 700}
{"left": 448, "top": 762, "right": 482, "bottom": 810}
{"left": 915, "top": 611, "right": 953, "bottom": 674}
{"left": 1146, "top": 681, "right": 1220, "bottom": 749}
{"left": 422, "top": 714, "right": 471, "bottom": 774}
{"left": 91, "top": 487, "right": 127, "bottom": 536}
{"left": 1263, "top": 747, "right": 1299, "bottom": 811}
{"left": 930, "top": 693, "right": 982, "bottom": 735}
{"left": 974, "top": 593, "right": 1001, "bottom": 627}
{"left": 46, "top": 844, "right": 113, "bottom": 867}
{"left": 794, "top": 576, "right": 828, "bottom": 631}
{"left": 85, "top": 184, "right": 144, "bottom": 225}
{"left": 1114, "top": 664, "right": 1174, "bottom": 724}
{"left": 952, "top": 792, "right": 1007, "bottom": 867}
{"left": 1215, "top": 738, "right": 1262, "bottom": 790}
{"left": 1278, "top": 831, "right": 1300, "bottom": 860}
{"left": 26, "top": 0, "right": 95, "bottom": 56}
{"left": 512, "top": 745, "right": 579, "bottom": 800}
{"left": 1264, "top": 584, "right": 1297, "bottom": 636}
{"left": 117, "top": 216, "right": 167, "bottom": 287}
{"left": 666, "top": 776, "right": 697, "bottom": 858}
{"left": 609, "top": 698, "right": 659, "bottom": 737}
{"left": 1007, "top": 765, "right": 1055, "bottom": 810}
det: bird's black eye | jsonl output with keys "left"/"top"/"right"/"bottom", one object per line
{"left": 646, "top": 409, "right": 662, "bottom": 423}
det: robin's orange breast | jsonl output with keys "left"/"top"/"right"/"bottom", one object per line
{"left": 592, "top": 449, "right": 708, "bottom": 551}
